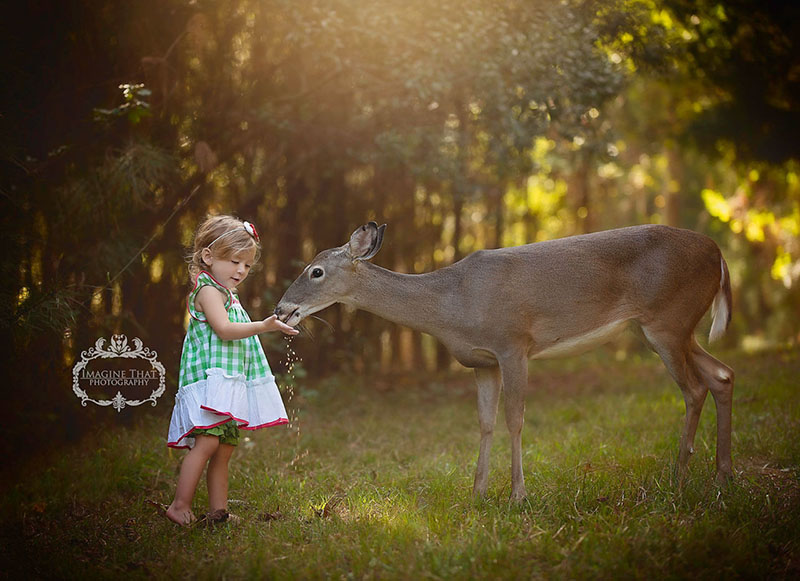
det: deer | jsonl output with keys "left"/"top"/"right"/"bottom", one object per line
{"left": 275, "top": 222, "right": 734, "bottom": 500}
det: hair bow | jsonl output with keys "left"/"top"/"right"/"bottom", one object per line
{"left": 243, "top": 221, "right": 260, "bottom": 242}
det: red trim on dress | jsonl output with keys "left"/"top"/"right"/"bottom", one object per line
{"left": 199, "top": 405, "right": 249, "bottom": 424}
{"left": 166, "top": 416, "right": 234, "bottom": 448}
{"left": 198, "top": 405, "right": 289, "bottom": 429}
{"left": 166, "top": 409, "right": 288, "bottom": 448}
{"left": 241, "top": 418, "right": 289, "bottom": 430}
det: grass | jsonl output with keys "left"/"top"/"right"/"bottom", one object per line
{"left": 4, "top": 347, "right": 799, "bottom": 579}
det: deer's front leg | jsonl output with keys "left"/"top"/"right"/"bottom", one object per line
{"left": 500, "top": 355, "right": 528, "bottom": 501}
{"left": 473, "top": 366, "right": 501, "bottom": 498}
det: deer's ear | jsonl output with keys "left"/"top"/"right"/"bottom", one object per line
{"left": 348, "top": 222, "right": 386, "bottom": 261}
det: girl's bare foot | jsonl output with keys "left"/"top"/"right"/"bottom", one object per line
{"left": 197, "top": 509, "right": 241, "bottom": 526}
{"left": 165, "top": 503, "right": 197, "bottom": 526}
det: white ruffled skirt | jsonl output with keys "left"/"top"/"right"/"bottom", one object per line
{"left": 167, "top": 368, "right": 288, "bottom": 449}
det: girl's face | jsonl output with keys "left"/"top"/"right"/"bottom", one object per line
{"left": 202, "top": 247, "right": 256, "bottom": 290}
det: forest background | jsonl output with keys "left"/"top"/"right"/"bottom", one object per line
{"left": 1, "top": 0, "right": 798, "bottom": 467}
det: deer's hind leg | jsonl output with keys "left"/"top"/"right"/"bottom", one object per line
{"left": 473, "top": 366, "right": 502, "bottom": 498}
{"left": 499, "top": 355, "right": 528, "bottom": 501}
{"left": 642, "top": 327, "right": 709, "bottom": 482}
{"left": 690, "top": 338, "right": 734, "bottom": 483}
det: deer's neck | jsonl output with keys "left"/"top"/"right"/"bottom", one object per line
{"left": 347, "top": 262, "right": 453, "bottom": 337}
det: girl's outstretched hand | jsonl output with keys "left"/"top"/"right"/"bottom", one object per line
{"left": 263, "top": 314, "right": 299, "bottom": 335}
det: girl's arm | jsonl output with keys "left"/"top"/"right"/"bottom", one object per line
{"left": 195, "top": 285, "right": 299, "bottom": 341}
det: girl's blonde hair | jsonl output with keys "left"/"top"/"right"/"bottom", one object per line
{"left": 187, "top": 214, "right": 261, "bottom": 282}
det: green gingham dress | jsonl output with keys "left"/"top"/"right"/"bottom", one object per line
{"left": 167, "top": 271, "right": 288, "bottom": 449}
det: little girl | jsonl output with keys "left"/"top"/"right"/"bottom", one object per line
{"left": 166, "top": 214, "right": 298, "bottom": 526}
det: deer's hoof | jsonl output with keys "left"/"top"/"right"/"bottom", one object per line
{"left": 715, "top": 469, "right": 734, "bottom": 487}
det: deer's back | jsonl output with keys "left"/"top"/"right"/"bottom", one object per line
{"left": 447, "top": 224, "right": 721, "bottom": 335}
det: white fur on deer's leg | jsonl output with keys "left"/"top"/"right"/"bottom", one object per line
{"left": 473, "top": 367, "right": 502, "bottom": 498}
{"left": 501, "top": 356, "right": 528, "bottom": 501}
{"left": 691, "top": 341, "right": 735, "bottom": 484}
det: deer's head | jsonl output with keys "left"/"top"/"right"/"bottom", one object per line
{"left": 275, "top": 222, "right": 386, "bottom": 326}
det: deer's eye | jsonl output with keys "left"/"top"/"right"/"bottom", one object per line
{"left": 311, "top": 268, "right": 324, "bottom": 279}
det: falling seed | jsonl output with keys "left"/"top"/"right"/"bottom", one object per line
{"left": 278, "top": 335, "right": 303, "bottom": 458}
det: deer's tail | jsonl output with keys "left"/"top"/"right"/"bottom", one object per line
{"left": 709, "top": 256, "right": 732, "bottom": 343}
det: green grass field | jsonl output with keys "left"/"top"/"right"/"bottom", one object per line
{"left": 5, "top": 348, "right": 799, "bottom": 579}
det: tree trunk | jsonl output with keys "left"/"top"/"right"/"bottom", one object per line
{"left": 570, "top": 151, "right": 593, "bottom": 233}
{"left": 664, "top": 147, "right": 682, "bottom": 227}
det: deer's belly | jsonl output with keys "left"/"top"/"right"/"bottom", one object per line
{"left": 530, "top": 319, "right": 629, "bottom": 360}
{"left": 448, "top": 348, "right": 496, "bottom": 368}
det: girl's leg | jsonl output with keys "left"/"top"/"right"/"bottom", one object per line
{"left": 207, "top": 443, "right": 235, "bottom": 512}
{"left": 166, "top": 435, "right": 220, "bottom": 525}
